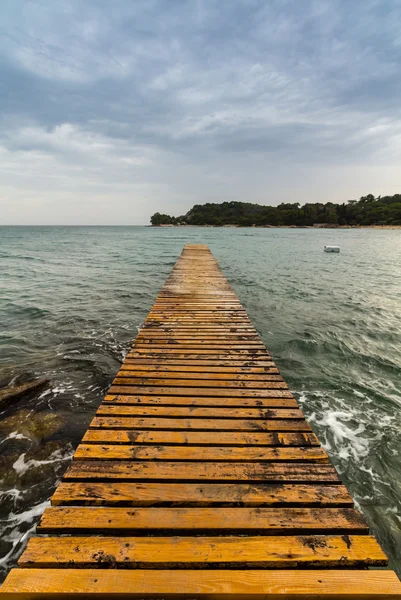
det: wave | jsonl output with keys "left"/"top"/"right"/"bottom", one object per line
{"left": 2, "top": 304, "right": 51, "bottom": 319}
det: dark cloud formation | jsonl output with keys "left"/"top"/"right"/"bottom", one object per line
{"left": 1, "top": 0, "right": 400, "bottom": 224}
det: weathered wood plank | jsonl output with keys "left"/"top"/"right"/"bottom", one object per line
{"left": 19, "top": 535, "right": 386, "bottom": 569}
{"left": 132, "top": 343, "right": 266, "bottom": 349}
{"left": 95, "top": 406, "right": 302, "bottom": 420}
{"left": 37, "top": 507, "right": 368, "bottom": 534}
{"left": 82, "top": 430, "right": 319, "bottom": 446}
{"left": 117, "top": 369, "right": 281, "bottom": 380}
{"left": 142, "top": 326, "right": 257, "bottom": 331}
{"left": 73, "top": 444, "right": 329, "bottom": 463}
{"left": 64, "top": 461, "right": 340, "bottom": 482}
{"left": 121, "top": 363, "right": 277, "bottom": 373}
{"left": 51, "top": 482, "right": 353, "bottom": 507}
{"left": 124, "top": 358, "right": 274, "bottom": 367}
{"left": 111, "top": 377, "right": 287, "bottom": 389}
{"left": 107, "top": 387, "right": 293, "bottom": 398}
{"left": 89, "top": 416, "right": 311, "bottom": 431}
{"left": 4, "top": 569, "right": 401, "bottom": 598}
{"left": 127, "top": 349, "right": 270, "bottom": 357}
{"left": 103, "top": 395, "right": 298, "bottom": 408}
{"left": 137, "top": 332, "right": 261, "bottom": 338}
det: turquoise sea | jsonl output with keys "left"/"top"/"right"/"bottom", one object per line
{"left": 0, "top": 225, "right": 401, "bottom": 579}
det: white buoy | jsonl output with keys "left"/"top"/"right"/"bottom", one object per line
{"left": 324, "top": 245, "right": 340, "bottom": 253}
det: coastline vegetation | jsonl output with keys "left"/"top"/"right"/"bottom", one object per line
{"left": 150, "top": 194, "right": 401, "bottom": 227}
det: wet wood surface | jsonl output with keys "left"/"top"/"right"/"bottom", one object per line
{"left": 3, "top": 243, "right": 400, "bottom": 599}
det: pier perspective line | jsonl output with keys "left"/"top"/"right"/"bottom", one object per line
{"left": 1, "top": 244, "right": 400, "bottom": 598}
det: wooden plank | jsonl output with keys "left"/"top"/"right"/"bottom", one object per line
{"left": 19, "top": 535, "right": 387, "bottom": 569}
{"left": 89, "top": 416, "right": 310, "bottom": 431}
{"left": 73, "top": 444, "right": 329, "bottom": 463}
{"left": 144, "top": 317, "right": 257, "bottom": 326}
{"left": 51, "top": 482, "right": 353, "bottom": 507}
{"left": 136, "top": 327, "right": 256, "bottom": 332}
{"left": 124, "top": 358, "right": 274, "bottom": 367}
{"left": 121, "top": 364, "right": 278, "bottom": 373}
{"left": 103, "top": 395, "right": 298, "bottom": 408}
{"left": 4, "top": 569, "right": 401, "bottom": 598}
{"left": 95, "top": 406, "right": 302, "bottom": 420}
{"left": 149, "top": 303, "right": 248, "bottom": 306}
{"left": 117, "top": 370, "right": 282, "bottom": 380}
{"left": 132, "top": 343, "right": 265, "bottom": 349}
{"left": 139, "top": 321, "right": 254, "bottom": 325}
{"left": 141, "top": 326, "right": 258, "bottom": 331}
{"left": 82, "top": 430, "right": 319, "bottom": 446}
{"left": 150, "top": 304, "right": 245, "bottom": 309}
{"left": 112, "top": 377, "right": 287, "bottom": 388}
{"left": 107, "top": 387, "right": 293, "bottom": 398}
{"left": 137, "top": 331, "right": 260, "bottom": 337}
{"left": 127, "top": 349, "right": 270, "bottom": 356}
{"left": 152, "top": 300, "right": 244, "bottom": 303}
{"left": 148, "top": 307, "right": 247, "bottom": 310}
{"left": 136, "top": 336, "right": 263, "bottom": 342}
{"left": 64, "top": 461, "right": 339, "bottom": 482}
{"left": 125, "top": 356, "right": 273, "bottom": 364}
{"left": 140, "top": 318, "right": 253, "bottom": 324}
{"left": 36, "top": 507, "right": 368, "bottom": 534}
{"left": 146, "top": 315, "right": 251, "bottom": 320}
{"left": 143, "top": 317, "right": 253, "bottom": 321}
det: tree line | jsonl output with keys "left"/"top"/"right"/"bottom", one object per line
{"left": 150, "top": 194, "right": 401, "bottom": 227}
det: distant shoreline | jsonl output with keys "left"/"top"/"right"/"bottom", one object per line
{"left": 151, "top": 224, "right": 401, "bottom": 230}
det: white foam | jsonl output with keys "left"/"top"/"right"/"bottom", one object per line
{"left": 0, "top": 500, "right": 50, "bottom": 568}
{"left": 311, "top": 409, "right": 370, "bottom": 461}
{"left": 5, "top": 499, "right": 50, "bottom": 528}
{"left": 2, "top": 432, "right": 31, "bottom": 442}
{"left": 12, "top": 448, "right": 72, "bottom": 476}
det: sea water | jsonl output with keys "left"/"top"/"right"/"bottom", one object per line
{"left": 0, "top": 225, "right": 401, "bottom": 578}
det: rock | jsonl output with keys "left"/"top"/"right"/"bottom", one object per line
{"left": 0, "top": 409, "right": 65, "bottom": 443}
{"left": 0, "top": 378, "right": 49, "bottom": 409}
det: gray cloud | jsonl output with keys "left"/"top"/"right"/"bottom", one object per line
{"left": 0, "top": 0, "right": 401, "bottom": 224}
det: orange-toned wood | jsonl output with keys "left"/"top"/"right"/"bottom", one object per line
{"left": 3, "top": 568, "right": 401, "bottom": 598}
{"left": 112, "top": 376, "right": 287, "bottom": 388}
{"left": 127, "top": 349, "right": 269, "bottom": 356}
{"left": 103, "top": 394, "right": 298, "bottom": 407}
{"left": 64, "top": 461, "right": 339, "bottom": 482}
{"left": 95, "top": 406, "right": 302, "bottom": 419}
{"left": 89, "top": 416, "right": 311, "bottom": 431}
{"left": 121, "top": 363, "right": 277, "bottom": 372}
{"left": 3, "top": 569, "right": 401, "bottom": 598}
{"left": 50, "top": 481, "right": 352, "bottom": 507}
{"left": 73, "top": 444, "right": 328, "bottom": 463}
{"left": 107, "top": 386, "right": 293, "bottom": 398}
{"left": 124, "top": 358, "right": 274, "bottom": 366}
{"left": 117, "top": 369, "right": 281, "bottom": 380}
{"left": 37, "top": 506, "right": 368, "bottom": 534}
{"left": 82, "top": 429, "right": 319, "bottom": 446}
{"left": 19, "top": 535, "right": 386, "bottom": 568}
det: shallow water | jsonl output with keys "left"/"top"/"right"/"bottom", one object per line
{"left": 0, "top": 225, "right": 401, "bottom": 579}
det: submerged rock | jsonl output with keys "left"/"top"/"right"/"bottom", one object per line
{"left": 0, "top": 379, "right": 49, "bottom": 409}
{"left": 0, "top": 409, "right": 65, "bottom": 443}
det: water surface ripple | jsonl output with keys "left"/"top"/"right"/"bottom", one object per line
{"left": 0, "top": 226, "right": 401, "bottom": 578}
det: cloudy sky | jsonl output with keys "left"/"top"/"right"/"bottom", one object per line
{"left": 1, "top": 0, "right": 400, "bottom": 225}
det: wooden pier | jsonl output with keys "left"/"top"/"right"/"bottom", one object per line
{"left": 2, "top": 244, "right": 401, "bottom": 598}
